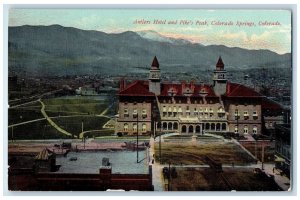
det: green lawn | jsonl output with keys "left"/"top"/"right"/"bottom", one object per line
{"left": 52, "top": 116, "right": 110, "bottom": 137}
{"left": 43, "top": 98, "right": 107, "bottom": 116}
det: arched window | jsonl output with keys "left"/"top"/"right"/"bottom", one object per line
{"left": 168, "top": 122, "right": 173, "bottom": 130}
{"left": 188, "top": 125, "right": 194, "bottom": 133}
{"left": 181, "top": 125, "right": 187, "bottom": 133}
{"left": 124, "top": 123, "right": 128, "bottom": 131}
{"left": 216, "top": 123, "right": 221, "bottom": 131}
{"left": 163, "top": 122, "right": 167, "bottom": 130}
{"left": 211, "top": 123, "right": 215, "bottom": 130}
{"left": 196, "top": 125, "right": 201, "bottom": 133}
{"left": 133, "top": 123, "right": 137, "bottom": 132}
{"left": 244, "top": 125, "right": 248, "bottom": 134}
{"left": 253, "top": 126, "right": 257, "bottom": 134}
{"left": 173, "top": 122, "right": 178, "bottom": 130}
{"left": 205, "top": 123, "right": 210, "bottom": 130}
{"left": 222, "top": 123, "right": 226, "bottom": 131}
{"left": 234, "top": 126, "right": 238, "bottom": 133}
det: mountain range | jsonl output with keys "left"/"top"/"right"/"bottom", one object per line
{"left": 8, "top": 25, "right": 291, "bottom": 76}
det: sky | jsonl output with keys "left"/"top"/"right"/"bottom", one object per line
{"left": 9, "top": 9, "right": 291, "bottom": 54}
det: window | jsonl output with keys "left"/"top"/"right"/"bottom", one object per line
{"left": 244, "top": 111, "right": 249, "bottom": 119}
{"left": 123, "top": 123, "right": 128, "bottom": 131}
{"left": 124, "top": 108, "right": 129, "bottom": 118}
{"left": 218, "top": 107, "right": 225, "bottom": 113}
{"left": 163, "top": 106, "right": 167, "bottom": 112}
{"left": 133, "top": 109, "right": 138, "bottom": 118}
{"left": 186, "top": 106, "right": 190, "bottom": 111}
{"left": 142, "top": 124, "right": 147, "bottom": 132}
{"left": 234, "top": 126, "right": 238, "bottom": 133}
{"left": 133, "top": 123, "right": 137, "bottom": 131}
{"left": 253, "top": 126, "right": 257, "bottom": 134}
{"left": 253, "top": 111, "right": 258, "bottom": 116}
{"left": 244, "top": 126, "right": 248, "bottom": 134}
{"left": 234, "top": 110, "right": 240, "bottom": 116}
{"left": 142, "top": 109, "right": 147, "bottom": 118}
{"left": 269, "top": 122, "right": 273, "bottom": 127}
{"left": 173, "top": 106, "right": 177, "bottom": 112}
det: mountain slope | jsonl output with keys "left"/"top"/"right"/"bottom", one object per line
{"left": 8, "top": 25, "right": 291, "bottom": 76}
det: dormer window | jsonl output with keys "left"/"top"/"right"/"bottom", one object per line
{"left": 168, "top": 87, "right": 177, "bottom": 96}
{"left": 199, "top": 88, "right": 208, "bottom": 97}
{"left": 183, "top": 87, "right": 193, "bottom": 96}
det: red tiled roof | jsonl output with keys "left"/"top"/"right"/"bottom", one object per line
{"left": 226, "top": 82, "right": 262, "bottom": 98}
{"left": 118, "top": 80, "right": 155, "bottom": 96}
{"left": 119, "top": 80, "right": 217, "bottom": 97}
{"left": 262, "top": 98, "right": 283, "bottom": 111}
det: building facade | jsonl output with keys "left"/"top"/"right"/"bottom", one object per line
{"left": 115, "top": 56, "right": 284, "bottom": 136}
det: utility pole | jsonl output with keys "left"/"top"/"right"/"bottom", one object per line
{"left": 261, "top": 142, "right": 265, "bottom": 170}
{"left": 137, "top": 112, "right": 139, "bottom": 163}
{"left": 11, "top": 126, "right": 14, "bottom": 142}
{"left": 82, "top": 120, "right": 85, "bottom": 149}
{"left": 159, "top": 131, "right": 162, "bottom": 164}
{"left": 168, "top": 162, "right": 171, "bottom": 191}
{"left": 235, "top": 109, "right": 239, "bottom": 137}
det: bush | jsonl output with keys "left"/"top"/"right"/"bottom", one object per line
{"left": 117, "top": 132, "right": 123, "bottom": 137}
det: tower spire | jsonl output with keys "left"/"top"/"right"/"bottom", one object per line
{"left": 216, "top": 56, "right": 224, "bottom": 70}
{"left": 149, "top": 56, "right": 161, "bottom": 95}
{"left": 151, "top": 56, "right": 159, "bottom": 68}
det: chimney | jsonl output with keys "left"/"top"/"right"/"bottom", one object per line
{"left": 190, "top": 80, "right": 195, "bottom": 92}
{"left": 119, "top": 78, "right": 126, "bottom": 91}
{"left": 182, "top": 80, "right": 186, "bottom": 92}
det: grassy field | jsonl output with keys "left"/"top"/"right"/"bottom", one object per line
{"left": 43, "top": 98, "right": 107, "bottom": 116}
{"left": 51, "top": 116, "right": 110, "bottom": 137}
{"left": 154, "top": 141, "right": 256, "bottom": 165}
{"left": 8, "top": 116, "right": 111, "bottom": 140}
{"left": 170, "top": 168, "right": 281, "bottom": 191}
{"left": 8, "top": 96, "right": 113, "bottom": 139}
{"left": 8, "top": 102, "right": 43, "bottom": 125}
{"left": 8, "top": 120, "right": 71, "bottom": 140}
{"left": 240, "top": 141, "right": 275, "bottom": 162}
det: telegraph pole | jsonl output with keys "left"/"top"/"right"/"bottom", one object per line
{"left": 11, "top": 126, "right": 14, "bottom": 142}
{"left": 235, "top": 109, "right": 239, "bottom": 137}
{"left": 159, "top": 133, "right": 162, "bottom": 164}
{"left": 82, "top": 120, "right": 85, "bottom": 149}
{"left": 261, "top": 142, "right": 265, "bottom": 170}
{"left": 137, "top": 112, "right": 139, "bottom": 163}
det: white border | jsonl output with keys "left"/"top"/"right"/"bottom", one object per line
{"left": 1, "top": 1, "right": 299, "bottom": 199}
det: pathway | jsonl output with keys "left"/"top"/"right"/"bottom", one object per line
{"left": 39, "top": 99, "right": 76, "bottom": 138}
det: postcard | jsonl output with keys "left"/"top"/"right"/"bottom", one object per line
{"left": 7, "top": 7, "right": 292, "bottom": 192}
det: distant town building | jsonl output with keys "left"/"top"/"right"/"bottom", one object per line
{"left": 76, "top": 86, "right": 98, "bottom": 96}
{"left": 115, "top": 56, "right": 285, "bottom": 136}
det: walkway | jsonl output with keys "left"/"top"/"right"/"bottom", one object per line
{"left": 149, "top": 137, "right": 164, "bottom": 191}
{"left": 39, "top": 99, "right": 76, "bottom": 138}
